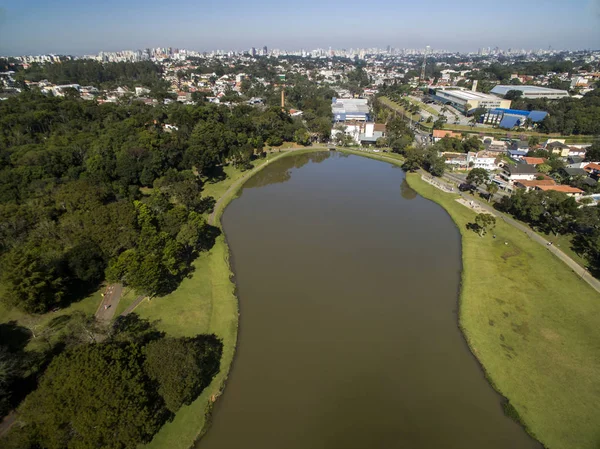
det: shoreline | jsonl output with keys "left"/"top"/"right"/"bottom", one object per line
{"left": 403, "top": 171, "right": 600, "bottom": 449}
{"left": 143, "top": 148, "right": 325, "bottom": 449}
{"left": 148, "top": 148, "right": 599, "bottom": 449}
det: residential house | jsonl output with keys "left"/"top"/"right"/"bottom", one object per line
{"left": 501, "top": 163, "right": 538, "bottom": 183}
{"left": 567, "top": 156, "right": 586, "bottom": 168}
{"left": 522, "top": 157, "right": 545, "bottom": 166}
{"left": 432, "top": 129, "right": 461, "bottom": 142}
{"left": 508, "top": 149, "right": 528, "bottom": 160}
{"left": 545, "top": 140, "right": 570, "bottom": 157}
{"left": 558, "top": 167, "right": 588, "bottom": 180}
{"left": 467, "top": 151, "right": 499, "bottom": 170}
{"left": 514, "top": 179, "right": 557, "bottom": 192}
{"left": 535, "top": 185, "right": 584, "bottom": 198}
{"left": 135, "top": 87, "right": 151, "bottom": 96}
{"left": 584, "top": 163, "right": 600, "bottom": 178}
{"left": 177, "top": 92, "right": 192, "bottom": 103}
{"left": 442, "top": 152, "right": 468, "bottom": 169}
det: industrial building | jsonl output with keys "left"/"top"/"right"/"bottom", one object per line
{"left": 332, "top": 98, "right": 370, "bottom": 122}
{"left": 490, "top": 85, "right": 569, "bottom": 99}
{"left": 429, "top": 88, "right": 511, "bottom": 113}
{"left": 482, "top": 108, "right": 548, "bottom": 128}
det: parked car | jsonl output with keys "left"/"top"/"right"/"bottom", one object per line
{"left": 459, "top": 183, "right": 477, "bottom": 192}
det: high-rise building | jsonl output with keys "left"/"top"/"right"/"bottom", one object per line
{"left": 262, "top": 46, "right": 268, "bottom": 56}
{"left": 251, "top": 47, "right": 256, "bottom": 57}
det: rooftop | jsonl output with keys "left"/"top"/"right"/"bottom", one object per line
{"left": 522, "top": 157, "right": 546, "bottom": 165}
{"left": 490, "top": 85, "right": 569, "bottom": 97}
{"left": 506, "top": 163, "right": 538, "bottom": 174}
{"left": 437, "top": 89, "right": 501, "bottom": 102}
{"left": 433, "top": 129, "right": 461, "bottom": 139}
{"left": 516, "top": 179, "right": 557, "bottom": 187}
{"left": 536, "top": 185, "right": 584, "bottom": 194}
{"left": 332, "top": 98, "right": 369, "bottom": 114}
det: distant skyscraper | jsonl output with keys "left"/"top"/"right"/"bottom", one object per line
{"left": 386, "top": 45, "right": 391, "bottom": 53}
{"left": 262, "top": 46, "right": 268, "bottom": 56}
{"left": 251, "top": 47, "right": 256, "bottom": 57}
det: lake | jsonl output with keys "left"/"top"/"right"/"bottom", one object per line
{"left": 198, "top": 151, "right": 539, "bottom": 449}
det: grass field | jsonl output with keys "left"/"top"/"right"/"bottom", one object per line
{"left": 406, "top": 96, "right": 439, "bottom": 116}
{"left": 378, "top": 96, "right": 433, "bottom": 131}
{"left": 405, "top": 173, "right": 600, "bottom": 449}
{"left": 138, "top": 235, "right": 237, "bottom": 449}
{"left": 0, "top": 288, "right": 103, "bottom": 352}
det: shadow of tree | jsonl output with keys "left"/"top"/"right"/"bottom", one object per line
{"left": 466, "top": 222, "right": 481, "bottom": 235}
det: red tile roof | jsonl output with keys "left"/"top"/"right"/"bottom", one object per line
{"left": 522, "top": 157, "right": 546, "bottom": 165}
{"left": 536, "top": 185, "right": 584, "bottom": 193}
{"left": 433, "top": 129, "right": 461, "bottom": 139}
{"left": 584, "top": 163, "right": 600, "bottom": 172}
{"left": 515, "top": 179, "right": 557, "bottom": 188}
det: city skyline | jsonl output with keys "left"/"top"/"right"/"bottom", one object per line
{"left": 1, "top": 0, "right": 600, "bottom": 56}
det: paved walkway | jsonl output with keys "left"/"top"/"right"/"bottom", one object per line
{"left": 120, "top": 295, "right": 147, "bottom": 316}
{"left": 94, "top": 283, "right": 123, "bottom": 321}
{"left": 432, "top": 172, "right": 600, "bottom": 294}
{"left": 0, "top": 412, "right": 16, "bottom": 437}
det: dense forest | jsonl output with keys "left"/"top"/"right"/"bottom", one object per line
{"left": 14, "top": 60, "right": 166, "bottom": 90}
{"left": 0, "top": 92, "right": 310, "bottom": 314}
{"left": 1, "top": 314, "right": 223, "bottom": 449}
{"left": 510, "top": 89, "right": 600, "bottom": 135}
{"left": 0, "top": 90, "right": 322, "bottom": 448}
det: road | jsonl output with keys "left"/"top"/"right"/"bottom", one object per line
{"left": 425, "top": 172, "right": 600, "bottom": 294}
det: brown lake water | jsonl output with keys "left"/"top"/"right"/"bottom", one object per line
{"left": 198, "top": 151, "right": 540, "bottom": 449}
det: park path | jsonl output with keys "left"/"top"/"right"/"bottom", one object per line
{"left": 0, "top": 412, "right": 16, "bottom": 437}
{"left": 426, "top": 172, "right": 600, "bottom": 295}
{"left": 94, "top": 283, "right": 123, "bottom": 321}
{"left": 120, "top": 295, "right": 147, "bottom": 316}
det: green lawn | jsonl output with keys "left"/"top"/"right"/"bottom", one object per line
{"left": 406, "top": 97, "right": 439, "bottom": 116}
{"left": 378, "top": 96, "right": 433, "bottom": 131}
{"left": 112, "top": 287, "right": 140, "bottom": 317}
{"left": 406, "top": 173, "right": 600, "bottom": 449}
{"left": 137, "top": 235, "right": 237, "bottom": 449}
{"left": 0, "top": 288, "right": 103, "bottom": 352}
{"left": 201, "top": 159, "right": 264, "bottom": 201}
{"left": 536, "top": 232, "right": 589, "bottom": 270}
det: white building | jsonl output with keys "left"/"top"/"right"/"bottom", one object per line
{"left": 432, "top": 88, "right": 511, "bottom": 113}
{"left": 490, "top": 85, "right": 569, "bottom": 99}
{"left": 467, "top": 151, "right": 498, "bottom": 170}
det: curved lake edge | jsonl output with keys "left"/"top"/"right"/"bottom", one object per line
{"left": 181, "top": 148, "right": 544, "bottom": 449}
{"left": 402, "top": 172, "right": 542, "bottom": 445}
{"left": 185, "top": 149, "right": 329, "bottom": 448}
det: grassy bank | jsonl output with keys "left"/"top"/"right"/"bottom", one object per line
{"left": 405, "top": 173, "right": 600, "bottom": 449}
{"left": 378, "top": 96, "right": 433, "bottom": 131}
{"left": 139, "top": 148, "right": 323, "bottom": 449}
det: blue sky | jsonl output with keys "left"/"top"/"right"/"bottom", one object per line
{"left": 0, "top": 0, "right": 599, "bottom": 55}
